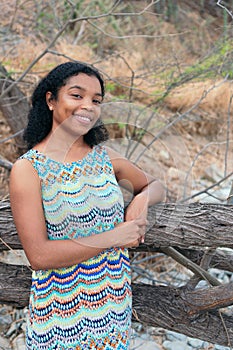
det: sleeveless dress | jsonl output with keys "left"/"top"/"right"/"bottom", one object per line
{"left": 20, "top": 145, "right": 132, "bottom": 350}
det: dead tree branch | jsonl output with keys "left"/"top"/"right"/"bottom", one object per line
{"left": 1, "top": 198, "right": 233, "bottom": 346}
{"left": 1, "top": 261, "right": 233, "bottom": 347}
{"left": 132, "top": 283, "right": 233, "bottom": 347}
{"left": 217, "top": 0, "right": 233, "bottom": 20}
{"left": 0, "top": 155, "right": 12, "bottom": 170}
{"left": 2, "top": 199, "right": 233, "bottom": 250}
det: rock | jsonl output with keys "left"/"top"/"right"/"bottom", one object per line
{"left": 167, "top": 167, "right": 187, "bottom": 181}
{"left": 0, "top": 306, "right": 12, "bottom": 332}
{"left": 163, "top": 340, "right": 192, "bottom": 350}
{"left": 214, "top": 345, "right": 231, "bottom": 350}
{"left": 130, "top": 337, "right": 162, "bottom": 349}
{"left": 196, "top": 280, "right": 209, "bottom": 289}
{"left": 165, "top": 330, "right": 188, "bottom": 342}
{"left": 12, "top": 333, "right": 26, "bottom": 350}
{"left": 202, "top": 164, "right": 223, "bottom": 183}
{"left": 187, "top": 337, "right": 205, "bottom": 348}
{"left": 0, "top": 250, "right": 29, "bottom": 265}
{"left": 159, "top": 149, "right": 170, "bottom": 160}
{"left": 0, "top": 335, "right": 11, "bottom": 350}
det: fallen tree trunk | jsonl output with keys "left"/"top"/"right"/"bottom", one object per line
{"left": 1, "top": 199, "right": 233, "bottom": 250}
{"left": 1, "top": 261, "right": 233, "bottom": 347}
{"left": 2, "top": 197, "right": 233, "bottom": 274}
{"left": 146, "top": 202, "right": 233, "bottom": 248}
{"left": 132, "top": 283, "right": 233, "bottom": 347}
{"left": 1, "top": 198, "right": 233, "bottom": 347}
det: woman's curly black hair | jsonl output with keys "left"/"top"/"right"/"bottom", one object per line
{"left": 23, "top": 61, "right": 109, "bottom": 150}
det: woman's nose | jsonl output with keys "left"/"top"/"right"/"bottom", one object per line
{"left": 80, "top": 98, "right": 94, "bottom": 111}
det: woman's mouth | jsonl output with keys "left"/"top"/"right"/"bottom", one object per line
{"left": 73, "top": 114, "right": 92, "bottom": 125}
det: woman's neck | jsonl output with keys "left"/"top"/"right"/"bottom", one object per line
{"left": 36, "top": 128, "right": 90, "bottom": 163}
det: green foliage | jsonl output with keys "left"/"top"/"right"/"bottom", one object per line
{"left": 111, "top": 94, "right": 128, "bottom": 101}
{"left": 105, "top": 82, "right": 128, "bottom": 101}
{"left": 147, "top": 37, "right": 233, "bottom": 108}
{"left": 36, "top": 11, "right": 55, "bottom": 35}
{"left": 1, "top": 59, "right": 13, "bottom": 68}
{"left": 105, "top": 81, "right": 117, "bottom": 93}
{"left": 117, "top": 122, "right": 125, "bottom": 130}
{"left": 62, "top": 0, "right": 85, "bottom": 23}
{"left": 184, "top": 40, "right": 233, "bottom": 79}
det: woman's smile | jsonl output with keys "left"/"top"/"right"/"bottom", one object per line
{"left": 72, "top": 113, "right": 93, "bottom": 125}
{"left": 47, "top": 73, "right": 102, "bottom": 133}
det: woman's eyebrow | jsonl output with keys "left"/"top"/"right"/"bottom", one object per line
{"left": 68, "top": 85, "right": 103, "bottom": 97}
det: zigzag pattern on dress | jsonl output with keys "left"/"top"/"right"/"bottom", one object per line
{"left": 21, "top": 145, "right": 132, "bottom": 349}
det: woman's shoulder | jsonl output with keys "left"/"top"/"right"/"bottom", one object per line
{"left": 103, "top": 145, "right": 127, "bottom": 161}
{"left": 103, "top": 145, "right": 130, "bottom": 177}
{"left": 19, "top": 149, "right": 36, "bottom": 161}
{"left": 10, "top": 153, "right": 41, "bottom": 194}
{"left": 11, "top": 149, "right": 43, "bottom": 181}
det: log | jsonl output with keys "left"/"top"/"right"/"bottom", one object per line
{"left": 2, "top": 199, "right": 233, "bottom": 250}
{"left": 0, "top": 261, "right": 233, "bottom": 347}
{"left": 1, "top": 198, "right": 233, "bottom": 281}
{"left": 132, "top": 283, "right": 233, "bottom": 347}
{"left": 146, "top": 202, "right": 233, "bottom": 248}
{"left": 1, "top": 198, "right": 233, "bottom": 278}
{"left": 0, "top": 262, "right": 31, "bottom": 308}
{"left": 1, "top": 198, "right": 233, "bottom": 346}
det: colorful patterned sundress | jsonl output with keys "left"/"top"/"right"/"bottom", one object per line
{"left": 21, "top": 145, "right": 132, "bottom": 350}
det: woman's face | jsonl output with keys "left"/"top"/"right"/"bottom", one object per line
{"left": 47, "top": 73, "right": 103, "bottom": 136}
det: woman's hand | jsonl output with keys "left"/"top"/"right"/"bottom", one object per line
{"left": 113, "top": 218, "right": 147, "bottom": 248}
{"left": 124, "top": 192, "right": 149, "bottom": 244}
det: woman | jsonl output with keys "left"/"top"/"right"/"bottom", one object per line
{"left": 10, "top": 61, "right": 165, "bottom": 349}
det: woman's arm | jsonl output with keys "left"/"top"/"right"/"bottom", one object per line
{"left": 10, "top": 159, "right": 146, "bottom": 270}
{"left": 106, "top": 146, "right": 165, "bottom": 227}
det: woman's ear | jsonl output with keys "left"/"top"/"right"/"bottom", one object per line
{"left": 46, "top": 91, "right": 55, "bottom": 111}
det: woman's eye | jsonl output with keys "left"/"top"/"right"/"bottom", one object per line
{"left": 72, "top": 94, "right": 82, "bottom": 99}
{"left": 93, "top": 99, "right": 102, "bottom": 105}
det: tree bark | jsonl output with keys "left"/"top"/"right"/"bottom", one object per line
{"left": 1, "top": 261, "right": 233, "bottom": 347}
{"left": 146, "top": 202, "right": 233, "bottom": 248}
{"left": 0, "top": 64, "right": 28, "bottom": 150}
{"left": 132, "top": 283, "right": 233, "bottom": 347}
{"left": 1, "top": 199, "right": 233, "bottom": 274}
{"left": 1, "top": 198, "right": 233, "bottom": 346}
{"left": 0, "top": 262, "right": 31, "bottom": 308}
{"left": 178, "top": 247, "right": 233, "bottom": 273}
{"left": 2, "top": 200, "right": 233, "bottom": 250}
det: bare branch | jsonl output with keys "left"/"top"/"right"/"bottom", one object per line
{"left": 88, "top": 19, "right": 189, "bottom": 39}
{"left": 0, "top": 130, "right": 23, "bottom": 144}
{"left": 0, "top": 155, "right": 12, "bottom": 170}
{"left": 217, "top": 0, "right": 233, "bottom": 19}
{"left": 161, "top": 247, "right": 221, "bottom": 287}
{"left": 134, "top": 78, "right": 229, "bottom": 163}
{"left": 182, "top": 170, "right": 233, "bottom": 203}
{"left": 186, "top": 248, "right": 218, "bottom": 289}
{"left": 0, "top": 1, "right": 163, "bottom": 100}
{"left": 224, "top": 93, "right": 233, "bottom": 176}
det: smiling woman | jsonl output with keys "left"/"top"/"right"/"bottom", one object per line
{"left": 42, "top": 73, "right": 104, "bottom": 163}
{"left": 9, "top": 61, "right": 165, "bottom": 349}
{"left": 46, "top": 73, "right": 103, "bottom": 140}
